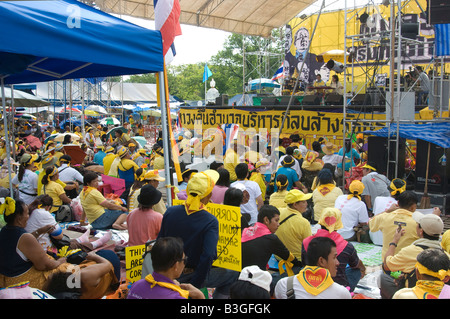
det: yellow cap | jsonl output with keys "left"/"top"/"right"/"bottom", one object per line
{"left": 284, "top": 189, "right": 312, "bottom": 204}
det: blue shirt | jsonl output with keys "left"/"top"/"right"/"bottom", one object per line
{"left": 157, "top": 205, "right": 219, "bottom": 288}
{"left": 337, "top": 148, "right": 360, "bottom": 171}
{"left": 274, "top": 166, "right": 299, "bottom": 191}
{"left": 93, "top": 151, "right": 106, "bottom": 166}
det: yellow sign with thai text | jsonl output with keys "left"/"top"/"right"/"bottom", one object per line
{"left": 173, "top": 200, "right": 242, "bottom": 272}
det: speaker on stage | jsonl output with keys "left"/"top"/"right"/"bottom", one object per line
{"left": 215, "top": 94, "right": 228, "bottom": 106}
{"left": 427, "top": 0, "right": 450, "bottom": 24}
{"left": 302, "top": 95, "right": 321, "bottom": 106}
{"left": 261, "top": 97, "right": 279, "bottom": 106}
{"left": 351, "top": 94, "right": 370, "bottom": 106}
{"left": 367, "top": 136, "right": 405, "bottom": 180}
{"left": 279, "top": 96, "right": 301, "bottom": 106}
{"left": 325, "top": 93, "right": 343, "bottom": 105}
{"left": 415, "top": 139, "right": 449, "bottom": 194}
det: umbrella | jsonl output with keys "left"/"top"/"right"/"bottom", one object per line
{"left": 53, "top": 133, "right": 81, "bottom": 143}
{"left": 59, "top": 107, "right": 81, "bottom": 114}
{"left": 248, "top": 78, "right": 281, "bottom": 91}
{"left": 23, "top": 135, "right": 42, "bottom": 150}
{"left": 15, "top": 113, "right": 36, "bottom": 120}
{"left": 63, "top": 144, "right": 86, "bottom": 165}
{"left": 100, "top": 117, "right": 120, "bottom": 125}
{"left": 86, "top": 105, "right": 107, "bottom": 114}
{"left": 84, "top": 110, "right": 100, "bottom": 116}
{"left": 133, "top": 136, "right": 148, "bottom": 148}
{"left": 105, "top": 126, "right": 128, "bottom": 141}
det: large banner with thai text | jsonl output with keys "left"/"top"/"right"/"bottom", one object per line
{"left": 179, "top": 107, "right": 387, "bottom": 147}
{"left": 173, "top": 200, "right": 242, "bottom": 272}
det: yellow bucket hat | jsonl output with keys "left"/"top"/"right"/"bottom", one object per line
{"left": 284, "top": 189, "right": 312, "bottom": 204}
{"left": 144, "top": 169, "right": 165, "bottom": 182}
{"left": 319, "top": 207, "right": 343, "bottom": 233}
{"left": 117, "top": 146, "right": 129, "bottom": 158}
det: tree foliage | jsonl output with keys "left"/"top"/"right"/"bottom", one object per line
{"left": 125, "top": 30, "right": 284, "bottom": 101}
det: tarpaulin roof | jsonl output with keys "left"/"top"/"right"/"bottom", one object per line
{"left": 0, "top": 0, "right": 164, "bottom": 85}
{"left": 88, "top": 0, "right": 316, "bottom": 37}
{"left": 363, "top": 122, "right": 450, "bottom": 149}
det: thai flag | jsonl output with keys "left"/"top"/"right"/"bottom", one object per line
{"left": 154, "top": 0, "right": 182, "bottom": 64}
{"left": 271, "top": 63, "right": 284, "bottom": 81}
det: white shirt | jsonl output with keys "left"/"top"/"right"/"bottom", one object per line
{"left": 370, "top": 196, "right": 398, "bottom": 246}
{"left": 274, "top": 275, "right": 352, "bottom": 299}
{"left": 12, "top": 169, "right": 38, "bottom": 205}
{"left": 58, "top": 164, "right": 84, "bottom": 183}
{"left": 25, "top": 208, "right": 56, "bottom": 251}
{"left": 231, "top": 180, "right": 262, "bottom": 225}
{"left": 322, "top": 154, "right": 344, "bottom": 168}
{"left": 335, "top": 195, "right": 369, "bottom": 240}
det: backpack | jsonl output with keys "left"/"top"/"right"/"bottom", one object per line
{"left": 55, "top": 204, "right": 74, "bottom": 223}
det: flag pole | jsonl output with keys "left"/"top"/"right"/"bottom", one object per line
{"left": 156, "top": 70, "right": 173, "bottom": 206}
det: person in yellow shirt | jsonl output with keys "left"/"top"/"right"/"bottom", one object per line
{"left": 151, "top": 144, "right": 165, "bottom": 170}
{"left": 368, "top": 190, "right": 420, "bottom": 261}
{"left": 74, "top": 126, "right": 82, "bottom": 139}
{"left": 37, "top": 155, "right": 65, "bottom": 196}
{"left": 269, "top": 174, "right": 289, "bottom": 209}
{"left": 41, "top": 166, "right": 72, "bottom": 213}
{"left": 312, "top": 169, "right": 343, "bottom": 222}
{"left": 80, "top": 171, "right": 128, "bottom": 230}
{"left": 249, "top": 159, "right": 270, "bottom": 202}
{"left": 275, "top": 189, "right": 312, "bottom": 266}
{"left": 117, "top": 146, "right": 140, "bottom": 195}
{"left": 224, "top": 141, "right": 241, "bottom": 182}
{"left": 102, "top": 146, "right": 116, "bottom": 176}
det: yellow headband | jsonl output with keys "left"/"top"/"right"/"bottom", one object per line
{"left": 415, "top": 262, "right": 450, "bottom": 281}
{"left": 363, "top": 164, "right": 376, "bottom": 171}
{"left": 48, "top": 167, "right": 58, "bottom": 177}
{"left": 276, "top": 179, "right": 289, "bottom": 189}
{"left": 135, "top": 170, "right": 145, "bottom": 182}
{"left": 0, "top": 197, "right": 16, "bottom": 217}
{"left": 390, "top": 180, "right": 406, "bottom": 196}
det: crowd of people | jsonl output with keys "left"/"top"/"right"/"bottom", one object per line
{"left": 0, "top": 119, "right": 448, "bottom": 301}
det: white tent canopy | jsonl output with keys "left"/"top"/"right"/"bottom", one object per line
{"left": 90, "top": 0, "right": 317, "bottom": 37}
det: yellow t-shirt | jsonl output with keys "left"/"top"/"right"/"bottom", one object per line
{"left": 441, "top": 229, "right": 450, "bottom": 254}
{"left": 250, "top": 172, "right": 267, "bottom": 201}
{"left": 153, "top": 155, "right": 165, "bottom": 170}
{"left": 103, "top": 154, "right": 116, "bottom": 175}
{"left": 41, "top": 181, "right": 65, "bottom": 213}
{"left": 275, "top": 206, "right": 312, "bottom": 261}
{"left": 269, "top": 190, "right": 289, "bottom": 209}
{"left": 224, "top": 149, "right": 238, "bottom": 182}
{"left": 369, "top": 208, "right": 419, "bottom": 259}
{"left": 118, "top": 158, "right": 139, "bottom": 172}
{"left": 80, "top": 188, "right": 106, "bottom": 223}
{"left": 37, "top": 171, "right": 66, "bottom": 196}
{"left": 312, "top": 185, "right": 343, "bottom": 221}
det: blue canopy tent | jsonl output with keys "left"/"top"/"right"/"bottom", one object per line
{"left": 0, "top": 0, "right": 165, "bottom": 196}
{"left": 363, "top": 122, "right": 450, "bottom": 149}
{"left": 0, "top": 0, "right": 164, "bottom": 83}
